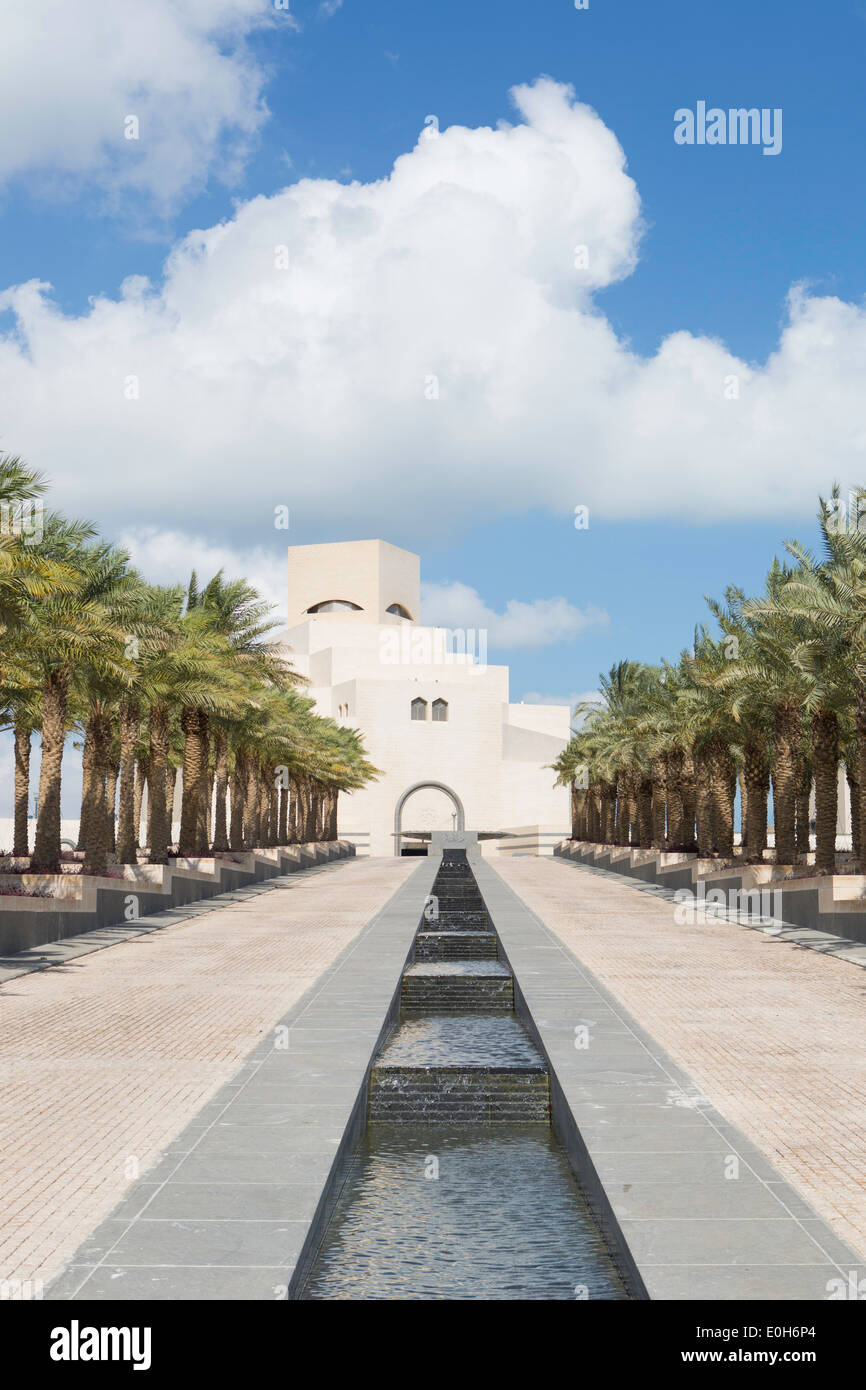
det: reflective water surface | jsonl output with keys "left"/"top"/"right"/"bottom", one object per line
{"left": 301, "top": 1126, "right": 628, "bottom": 1301}
{"left": 375, "top": 1013, "right": 543, "bottom": 1068}
{"left": 404, "top": 961, "right": 511, "bottom": 977}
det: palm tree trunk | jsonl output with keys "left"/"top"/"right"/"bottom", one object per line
{"left": 117, "top": 702, "right": 139, "bottom": 864}
{"left": 739, "top": 775, "right": 748, "bottom": 855}
{"left": 147, "top": 704, "right": 170, "bottom": 864}
{"left": 258, "top": 775, "right": 271, "bottom": 845}
{"left": 613, "top": 773, "right": 627, "bottom": 845}
{"left": 664, "top": 748, "right": 684, "bottom": 850}
{"left": 680, "top": 750, "right": 697, "bottom": 850}
{"left": 211, "top": 728, "right": 229, "bottom": 852}
{"left": 165, "top": 765, "right": 178, "bottom": 844}
{"left": 812, "top": 710, "right": 839, "bottom": 874}
{"left": 589, "top": 785, "right": 599, "bottom": 841}
{"left": 772, "top": 703, "right": 800, "bottom": 864}
{"left": 603, "top": 783, "right": 616, "bottom": 841}
{"left": 288, "top": 774, "right": 300, "bottom": 844}
{"left": 179, "top": 706, "right": 207, "bottom": 856}
{"left": 229, "top": 750, "right": 246, "bottom": 850}
{"left": 638, "top": 777, "right": 653, "bottom": 848}
{"left": 650, "top": 758, "right": 666, "bottom": 848}
{"left": 13, "top": 718, "right": 31, "bottom": 858}
{"left": 31, "top": 668, "right": 69, "bottom": 874}
{"left": 106, "top": 757, "right": 119, "bottom": 855}
{"left": 795, "top": 752, "right": 812, "bottom": 859}
{"left": 708, "top": 738, "right": 734, "bottom": 857}
{"left": 742, "top": 740, "right": 769, "bottom": 861}
{"left": 134, "top": 756, "right": 148, "bottom": 849}
{"left": 195, "top": 713, "right": 210, "bottom": 851}
{"left": 83, "top": 712, "right": 112, "bottom": 877}
{"left": 626, "top": 772, "right": 638, "bottom": 847}
{"left": 77, "top": 720, "right": 96, "bottom": 855}
{"left": 694, "top": 751, "right": 713, "bottom": 857}
{"left": 854, "top": 687, "right": 866, "bottom": 873}
{"left": 847, "top": 759, "right": 861, "bottom": 862}
{"left": 245, "top": 757, "right": 261, "bottom": 847}
{"left": 300, "top": 773, "right": 314, "bottom": 842}
{"left": 326, "top": 787, "right": 338, "bottom": 840}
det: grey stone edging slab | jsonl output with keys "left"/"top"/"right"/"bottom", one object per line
{"left": 0, "top": 854, "right": 353, "bottom": 987}
{"left": 473, "top": 858, "right": 866, "bottom": 1302}
{"left": 556, "top": 847, "right": 866, "bottom": 971}
{"left": 46, "top": 857, "right": 437, "bottom": 1303}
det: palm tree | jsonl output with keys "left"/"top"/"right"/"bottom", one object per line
{"left": 0, "top": 665, "right": 43, "bottom": 857}
{"left": 758, "top": 490, "right": 864, "bottom": 869}
{"left": 0, "top": 457, "right": 68, "bottom": 653}
{"left": 710, "top": 564, "right": 809, "bottom": 865}
{"left": 27, "top": 525, "right": 131, "bottom": 873}
{"left": 704, "top": 590, "right": 773, "bottom": 861}
{"left": 176, "top": 572, "right": 295, "bottom": 857}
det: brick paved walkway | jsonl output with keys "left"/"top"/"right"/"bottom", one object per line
{"left": 495, "top": 856, "right": 866, "bottom": 1260}
{"left": 0, "top": 856, "right": 415, "bottom": 1289}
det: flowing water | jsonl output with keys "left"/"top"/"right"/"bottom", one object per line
{"left": 301, "top": 1126, "right": 625, "bottom": 1301}
{"left": 301, "top": 854, "right": 630, "bottom": 1300}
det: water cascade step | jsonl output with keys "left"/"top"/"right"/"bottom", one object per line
{"left": 400, "top": 961, "right": 514, "bottom": 1012}
{"left": 414, "top": 931, "right": 498, "bottom": 960}
{"left": 368, "top": 857, "right": 548, "bottom": 1124}
{"left": 301, "top": 851, "right": 629, "bottom": 1299}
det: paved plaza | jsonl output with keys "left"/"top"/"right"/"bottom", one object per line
{"left": 3, "top": 848, "right": 865, "bottom": 1300}
{"left": 0, "top": 856, "right": 415, "bottom": 1290}
{"left": 495, "top": 855, "right": 866, "bottom": 1261}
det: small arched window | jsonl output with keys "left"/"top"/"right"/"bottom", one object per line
{"left": 411, "top": 697, "right": 428, "bottom": 721}
{"left": 432, "top": 698, "right": 449, "bottom": 722}
{"left": 386, "top": 602, "right": 413, "bottom": 620}
{"left": 306, "top": 599, "right": 363, "bottom": 614}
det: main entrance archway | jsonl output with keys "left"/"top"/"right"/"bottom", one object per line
{"left": 394, "top": 781, "right": 465, "bottom": 856}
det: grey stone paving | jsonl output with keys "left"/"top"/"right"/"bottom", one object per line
{"left": 473, "top": 857, "right": 866, "bottom": 1301}
{"left": 46, "top": 840, "right": 865, "bottom": 1302}
{"left": 0, "top": 860, "right": 346, "bottom": 986}
{"left": 559, "top": 852, "right": 866, "bottom": 969}
{"left": 47, "top": 856, "right": 437, "bottom": 1302}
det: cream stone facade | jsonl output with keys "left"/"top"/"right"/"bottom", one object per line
{"left": 274, "top": 540, "right": 571, "bottom": 857}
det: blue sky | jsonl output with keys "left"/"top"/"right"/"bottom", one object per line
{"left": 0, "top": 0, "right": 863, "bottom": 731}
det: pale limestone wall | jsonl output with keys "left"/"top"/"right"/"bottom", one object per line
{"left": 278, "top": 539, "right": 571, "bottom": 856}
{"left": 286, "top": 539, "right": 420, "bottom": 627}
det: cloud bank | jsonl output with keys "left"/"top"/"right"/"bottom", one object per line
{"left": 421, "top": 581, "right": 607, "bottom": 649}
{"left": 1, "top": 77, "right": 865, "bottom": 545}
{"left": 0, "top": 0, "right": 281, "bottom": 211}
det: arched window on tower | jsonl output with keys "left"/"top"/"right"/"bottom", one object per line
{"left": 306, "top": 599, "right": 363, "bottom": 614}
{"left": 411, "top": 697, "right": 428, "bottom": 721}
{"left": 386, "top": 602, "right": 413, "bottom": 620}
{"left": 432, "top": 698, "right": 449, "bottom": 722}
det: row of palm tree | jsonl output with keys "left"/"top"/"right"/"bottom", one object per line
{"left": 0, "top": 457, "right": 377, "bottom": 877}
{"left": 553, "top": 488, "right": 866, "bottom": 874}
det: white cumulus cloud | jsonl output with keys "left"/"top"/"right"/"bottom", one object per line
{"left": 421, "top": 580, "right": 608, "bottom": 650}
{"left": 0, "top": 0, "right": 284, "bottom": 211}
{"left": 1, "top": 78, "right": 865, "bottom": 540}
{"left": 118, "top": 527, "right": 289, "bottom": 625}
